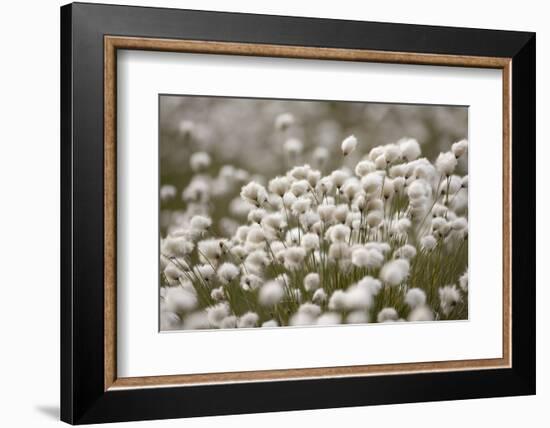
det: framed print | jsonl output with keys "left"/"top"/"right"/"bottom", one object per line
{"left": 60, "top": 2, "right": 536, "bottom": 424}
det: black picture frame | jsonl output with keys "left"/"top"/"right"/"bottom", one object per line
{"left": 61, "top": 2, "right": 535, "bottom": 424}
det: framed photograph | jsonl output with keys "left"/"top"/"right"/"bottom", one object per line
{"left": 61, "top": 2, "right": 535, "bottom": 424}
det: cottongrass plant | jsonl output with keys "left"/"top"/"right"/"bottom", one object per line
{"left": 160, "top": 123, "right": 469, "bottom": 330}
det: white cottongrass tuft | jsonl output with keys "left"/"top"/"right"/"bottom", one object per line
{"left": 459, "top": 271, "right": 468, "bottom": 292}
{"left": 346, "top": 311, "right": 369, "bottom": 324}
{"left": 190, "top": 152, "right": 211, "bottom": 172}
{"left": 237, "top": 312, "right": 260, "bottom": 328}
{"left": 405, "top": 288, "right": 427, "bottom": 309}
{"left": 316, "top": 312, "right": 342, "bottom": 325}
{"left": 206, "top": 302, "right": 230, "bottom": 327}
{"left": 451, "top": 139, "right": 468, "bottom": 158}
{"left": 439, "top": 285, "right": 462, "bottom": 316}
{"left": 341, "top": 135, "right": 358, "bottom": 156}
{"left": 240, "top": 182, "right": 269, "bottom": 207}
{"left": 304, "top": 273, "right": 321, "bottom": 291}
{"left": 420, "top": 235, "right": 437, "bottom": 251}
{"left": 163, "top": 286, "right": 198, "bottom": 313}
{"left": 435, "top": 152, "right": 458, "bottom": 176}
{"left": 377, "top": 307, "right": 399, "bottom": 323}
{"left": 275, "top": 112, "right": 294, "bottom": 131}
{"left": 190, "top": 215, "right": 212, "bottom": 232}
{"left": 408, "top": 305, "right": 434, "bottom": 322}
{"left": 284, "top": 138, "right": 303, "bottom": 156}
{"left": 399, "top": 138, "right": 421, "bottom": 161}
{"left": 380, "top": 259, "right": 410, "bottom": 286}
{"left": 258, "top": 280, "right": 285, "bottom": 306}
{"left": 312, "top": 288, "right": 327, "bottom": 304}
{"left": 217, "top": 263, "right": 240, "bottom": 285}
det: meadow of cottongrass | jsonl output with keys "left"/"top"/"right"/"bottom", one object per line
{"left": 160, "top": 100, "right": 468, "bottom": 331}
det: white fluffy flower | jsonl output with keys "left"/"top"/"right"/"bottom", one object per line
{"left": 342, "top": 179, "right": 362, "bottom": 201}
{"left": 259, "top": 280, "right": 285, "bottom": 306}
{"left": 247, "top": 208, "right": 266, "bottom": 224}
{"left": 384, "top": 144, "right": 401, "bottom": 163}
{"left": 261, "top": 212, "right": 286, "bottom": 232}
{"left": 237, "top": 312, "right": 259, "bottom": 328}
{"left": 361, "top": 173, "right": 383, "bottom": 194}
{"left": 365, "top": 211, "right": 383, "bottom": 228}
{"left": 291, "top": 197, "right": 311, "bottom": 215}
{"left": 160, "top": 311, "right": 181, "bottom": 330}
{"left": 316, "top": 176, "right": 333, "bottom": 195}
{"left": 394, "top": 244, "right": 417, "bottom": 260}
{"left": 194, "top": 264, "right": 216, "bottom": 285}
{"left": 405, "top": 288, "right": 427, "bottom": 309}
{"left": 275, "top": 112, "right": 294, "bottom": 131}
{"left": 420, "top": 235, "right": 437, "bottom": 251}
{"left": 317, "top": 204, "right": 335, "bottom": 222}
{"left": 246, "top": 224, "right": 267, "bottom": 244}
{"left": 328, "top": 243, "right": 351, "bottom": 260}
{"left": 301, "top": 232, "right": 320, "bottom": 251}
{"left": 245, "top": 250, "right": 269, "bottom": 269}
{"left": 451, "top": 217, "right": 468, "bottom": 232}
{"left": 331, "top": 169, "right": 349, "bottom": 189}
{"left": 333, "top": 204, "right": 349, "bottom": 223}
{"left": 289, "top": 312, "right": 316, "bottom": 326}
{"left": 459, "top": 271, "right": 468, "bottom": 292}
{"left": 190, "top": 215, "right": 212, "bottom": 232}
{"left": 435, "top": 152, "right": 458, "bottom": 176}
{"left": 346, "top": 311, "right": 369, "bottom": 324}
{"left": 298, "top": 302, "right": 322, "bottom": 318}
{"left": 380, "top": 259, "right": 410, "bottom": 286}
{"left": 304, "top": 273, "right": 320, "bottom": 291}
{"left": 344, "top": 282, "right": 374, "bottom": 310}
{"left": 162, "top": 236, "right": 195, "bottom": 258}
{"left": 451, "top": 139, "right": 468, "bottom": 158}
{"left": 206, "top": 302, "right": 230, "bottom": 327}
{"left": 439, "top": 285, "right": 462, "bottom": 315}
{"left": 328, "top": 290, "right": 348, "bottom": 311}
{"left": 358, "top": 276, "right": 382, "bottom": 296}
{"left": 408, "top": 305, "right": 434, "bottom": 322}
{"left": 341, "top": 135, "right": 358, "bottom": 156}
{"left": 183, "top": 311, "right": 210, "bottom": 330}
{"left": 355, "top": 160, "right": 376, "bottom": 177}
{"left": 351, "top": 247, "right": 371, "bottom": 268}
{"left": 210, "top": 286, "right": 225, "bottom": 301}
{"left": 316, "top": 312, "right": 342, "bottom": 325}
{"left": 262, "top": 319, "right": 279, "bottom": 328}
{"left": 217, "top": 262, "right": 240, "bottom": 285}
{"left": 283, "top": 246, "right": 307, "bottom": 270}
{"left": 163, "top": 286, "right": 198, "bottom": 313}
{"left": 197, "top": 239, "right": 223, "bottom": 263}
{"left": 240, "top": 274, "right": 263, "bottom": 291}
{"left": 160, "top": 184, "right": 177, "bottom": 202}
{"left": 399, "top": 138, "right": 421, "bottom": 161}
{"left": 313, "top": 146, "right": 329, "bottom": 165}
{"left": 330, "top": 224, "right": 351, "bottom": 243}
{"left": 284, "top": 138, "right": 303, "bottom": 156}
{"left": 220, "top": 315, "right": 238, "bottom": 328}
{"left": 190, "top": 151, "right": 211, "bottom": 172}
{"left": 268, "top": 176, "right": 290, "bottom": 197}
{"left": 407, "top": 178, "right": 430, "bottom": 200}
{"left": 396, "top": 218, "right": 412, "bottom": 233}
{"left": 375, "top": 154, "right": 389, "bottom": 171}
{"left": 312, "top": 288, "right": 327, "bottom": 304}
{"left": 240, "top": 181, "right": 269, "bottom": 207}
{"left": 377, "top": 307, "right": 399, "bottom": 323}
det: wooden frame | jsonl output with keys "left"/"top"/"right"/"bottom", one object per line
{"left": 104, "top": 36, "right": 512, "bottom": 390}
{"left": 62, "top": 2, "right": 535, "bottom": 424}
